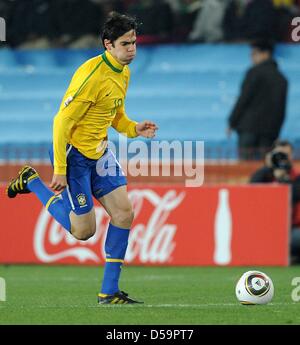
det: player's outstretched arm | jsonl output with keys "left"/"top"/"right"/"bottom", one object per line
{"left": 135, "top": 121, "right": 158, "bottom": 138}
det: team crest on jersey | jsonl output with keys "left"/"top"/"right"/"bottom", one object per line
{"left": 76, "top": 193, "right": 87, "bottom": 207}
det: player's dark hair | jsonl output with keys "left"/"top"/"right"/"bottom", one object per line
{"left": 101, "top": 12, "right": 138, "bottom": 48}
{"left": 251, "top": 39, "right": 275, "bottom": 55}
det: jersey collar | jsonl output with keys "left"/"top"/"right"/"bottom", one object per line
{"left": 102, "top": 51, "right": 124, "bottom": 73}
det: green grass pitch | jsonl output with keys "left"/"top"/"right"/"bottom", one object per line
{"left": 0, "top": 265, "right": 299, "bottom": 325}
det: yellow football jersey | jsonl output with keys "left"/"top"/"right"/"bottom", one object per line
{"left": 53, "top": 50, "right": 138, "bottom": 175}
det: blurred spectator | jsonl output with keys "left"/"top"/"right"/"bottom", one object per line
{"left": 128, "top": 0, "right": 174, "bottom": 43}
{"left": 249, "top": 140, "right": 300, "bottom": 264}
{"left": 52, "top": 0, "right": 104, "bottom": 48}
{"left": 188, "top": 0, "right": 229, "bottom": 42}
{"left": 1, "top": 0, "right": 299, "bottom": 48}
{"left": 273, "top": 0, "right": 294, "bottom": 6}
{"left": 242, "top": 0, "right": 277, "bottom": 41}
{"left": 164, "top": 0, "right": 183, "bottom": 13}
{"left": 6, "top": 0, "right": 53, "bottom": 48}
{"left": 169, "top": 0, "right": 200, "bottom": 41}
{"left": 3, "top": 0, "right": 104, "bottom": 48}
{"left": 223, "top": 0, "right": 248, "bottom": 42}
{"left": 227, "top": 39, "right": 288, "bottom": 160}
{"left": 223, "top": 0, "right": 300, "bottom": 42}
{"left": 101, "top": 0, "right": 126, "bottom": 16}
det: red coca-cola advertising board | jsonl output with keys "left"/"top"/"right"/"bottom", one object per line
{"left": 0, "top": 185, "right": 290, "bottom": 266}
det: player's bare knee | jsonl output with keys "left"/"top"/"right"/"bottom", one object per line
{"left": 72, "top": 230, "right": 94, "bottom": 241}
{"left": 112, "top": 208, "right": 134, "bottom": 228}
{"left": 71, "top": 225, "right": 96, "bottom": 241}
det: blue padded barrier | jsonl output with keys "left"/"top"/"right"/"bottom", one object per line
{"left": 0, "top": 44, "right": 299, "bottom": 150}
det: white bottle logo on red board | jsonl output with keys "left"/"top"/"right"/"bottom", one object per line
{"left": 213, "top": 188, "right": 232, "bottom": 265}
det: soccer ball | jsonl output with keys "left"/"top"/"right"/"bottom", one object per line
{"left": 235, "top": 270, "right": 274, "bottom": 305}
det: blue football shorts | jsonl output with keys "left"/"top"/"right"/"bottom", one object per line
{"left": 49, "top": 144, "right": 127, "bottom": 215}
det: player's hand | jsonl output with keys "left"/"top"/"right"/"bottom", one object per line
{"left": 136, "top": 121, "right": 158, "bottom": 138}
{"left": 49, "top": 174, "right": 67, "bottom": 192}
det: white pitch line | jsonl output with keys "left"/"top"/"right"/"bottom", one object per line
{"left": 142, "top": 303, "right": 238, "bottom": 308}
{"left": 94, "top": 303, "right": 238, "bottom": 309}
{"left": 2, "top": 275, "right": 188, "bottom": 283}
{"left": 94, "top": 303, "right": 295, "bottom": 308}
{"left": 1, "top": 302, "right": 297, "bottom": 310}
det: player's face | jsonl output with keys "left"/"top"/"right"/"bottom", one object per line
{"left": 106, "top": 30, "right": 137, "bottom": 66}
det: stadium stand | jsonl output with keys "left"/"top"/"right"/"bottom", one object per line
{"left": 0, "top": 44, "right": 299, "bottom": 165}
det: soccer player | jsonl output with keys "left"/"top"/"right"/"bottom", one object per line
{"left": 6, "top": 12, "right": 158, "bottom": 304}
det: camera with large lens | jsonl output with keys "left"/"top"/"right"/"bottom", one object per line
{"left": 270, "top": 151, "right": 292, "bottom": 172}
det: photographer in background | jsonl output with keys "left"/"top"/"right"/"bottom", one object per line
{"left": 250, "top": 140, "right": 300, "bottom": 263}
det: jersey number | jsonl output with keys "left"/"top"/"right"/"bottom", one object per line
{"left": 111, "top": 99, "right": 123, "bottom": 116}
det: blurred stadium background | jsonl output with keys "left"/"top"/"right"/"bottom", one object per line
{"left": 0, "top": 0, "right": 300, "bottom": 325}
{"left": 0, "top": 0, "right": 300, "bottom": 183}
